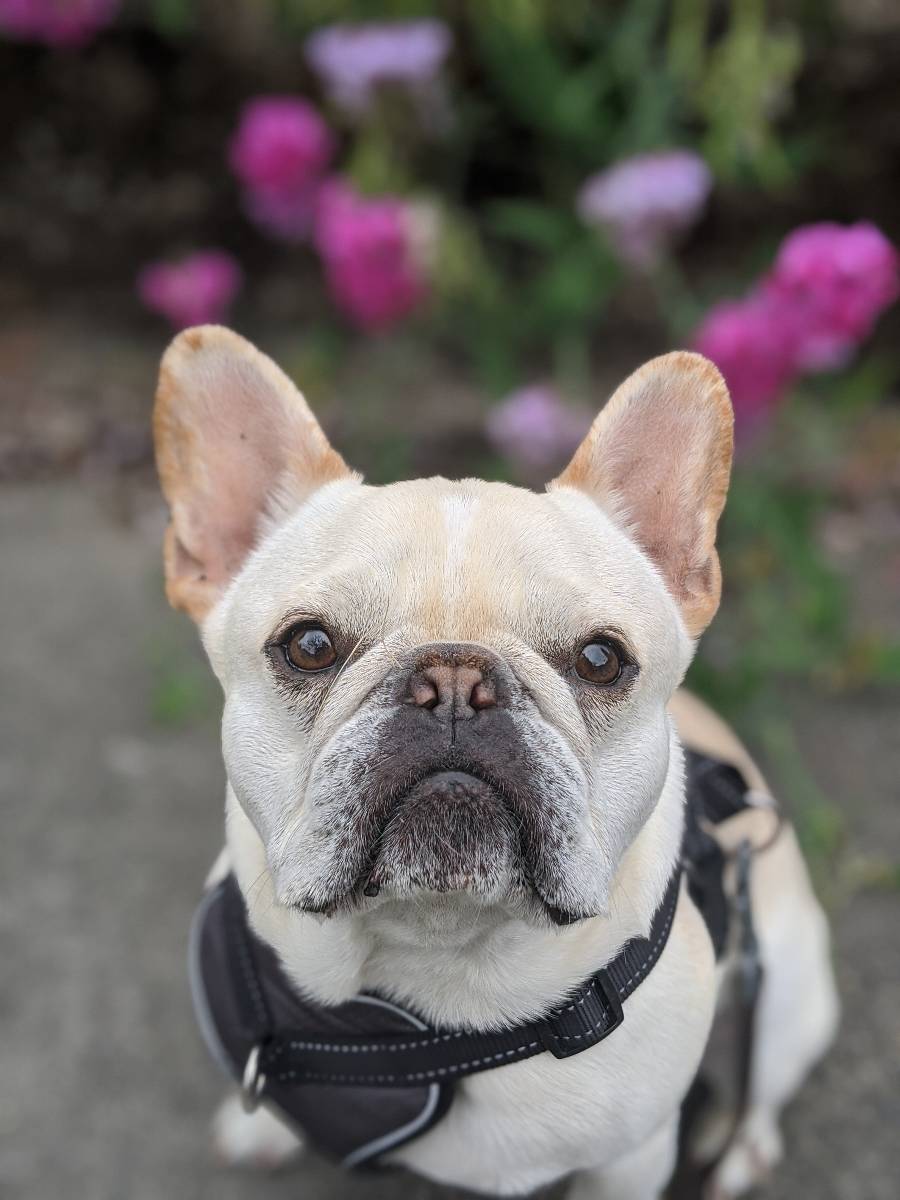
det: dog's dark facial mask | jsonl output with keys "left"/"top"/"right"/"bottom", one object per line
{"left": 290, "top": 642, "right": 602, "bottom": 923}
{"left": 154, "top": 328, "right": 733, "bottom": 931}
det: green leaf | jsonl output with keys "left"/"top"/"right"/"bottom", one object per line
{"left": 485, "top": 201, "right": 574, "bottom": 251}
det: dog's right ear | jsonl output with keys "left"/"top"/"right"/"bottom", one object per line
{"left": 153, "top": 325, "right": 354, "bottom": 622}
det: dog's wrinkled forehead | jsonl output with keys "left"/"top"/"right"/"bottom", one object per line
{"left": 209, "top": 475, "right": 685, "bottom": 675}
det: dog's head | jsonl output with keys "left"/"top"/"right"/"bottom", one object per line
{"left": 154, "top": 327, "right": 732, "bottom": 926}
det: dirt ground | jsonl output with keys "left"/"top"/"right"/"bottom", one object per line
{"left": 1, "top": 321, "right": 899, "bottom": 1200}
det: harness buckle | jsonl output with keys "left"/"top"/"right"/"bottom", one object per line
{"left": 538, "top": 971, "right": 624, "bottom": 1060}
{"left": 240, "top": 1043, "right": 267, "bottom": 1112}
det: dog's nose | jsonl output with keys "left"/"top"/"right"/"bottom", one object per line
{"left": 407, "top": 645, "right": 501, "bottom": 718}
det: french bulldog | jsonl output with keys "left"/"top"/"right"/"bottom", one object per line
{"left": 153, "top": 327, "right": 838, "bottom": 1199}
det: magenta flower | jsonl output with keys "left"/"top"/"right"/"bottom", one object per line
{"left": 137, "top": 251, "right": 242, "bottom": 331}
{"left": 693, "top": 221, "right": 899, "bottom": 429}
{"left": 313, "top": 180, "right": 427, "bottom": 331}
{"left": 486, "top": 386, "right": 592, "bottom": 471}
{"left": 693, "top": 295, "right": 799, "bottom": 427}
{"left": 0, "top": 0, "right": 119, "bottom": 45}
{"left": 305, "top": 20, "right": 452, "bottom": 116}
{"left": 229, "top": 97, "right": 334, "bottom": 240}
{"left": 577, "top": 150, "right": 712, "bottom": 269}
{"left": 765, "top": 222, "right": 899, "bottom": 371}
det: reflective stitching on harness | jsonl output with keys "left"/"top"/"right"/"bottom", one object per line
{"left": 615, "top": 888, "right": 679, "bottom": 996}
{"left": 273, "top": 1039, "right": 543, "bottom": 1085}
{"left": 271, "top": 993, "right": 601, "bottom": 1057}
{"left": 554, "top": 1008, "right": 616, "bottom": 1042}
{"left": 556, "top": 988, "right": 593, "bottom": 1017}
{"left": 273, "top": 1029, "right": 468, "bottom": 1056}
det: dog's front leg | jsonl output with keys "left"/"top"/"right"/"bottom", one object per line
{"left": 212, "top": 1092, "right": 306, "bottom": 1170}
{"left": 566, "top": 1115, "right": 679, "bottom": 1200}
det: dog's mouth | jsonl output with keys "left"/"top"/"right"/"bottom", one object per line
{"left": 286, "top": 765, "right": 587, "bottom": 926}
{"left": 360, "top": 769, "right": 521, "bottom": 901}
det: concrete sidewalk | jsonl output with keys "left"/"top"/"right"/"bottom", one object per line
{"left": 2, "top": 481, "right": 898, "bottom": 1200}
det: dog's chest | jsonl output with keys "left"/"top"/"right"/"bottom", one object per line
{"left": 389, "top": 897, "right": 717, "bottom": 1193}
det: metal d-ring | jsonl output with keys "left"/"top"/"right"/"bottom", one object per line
{"left": 241, "top": 1043, "right": 267, "bottom": 1113}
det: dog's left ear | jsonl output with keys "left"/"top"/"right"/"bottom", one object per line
{"left": 153, "top": 325, "right": 354, "bottom": 623}
{"left": 550, "top": 352, "right": 733, "bottom": 638}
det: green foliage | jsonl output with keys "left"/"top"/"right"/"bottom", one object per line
{"left": 687, "top": 355, "right": 900, "bottom": 881}
{"left": 671, "top": 0, "right": 804, "bottom": 184}
{"left": 144, "top": 630, "right": 219, "bottom": 727}
{"left": 150, "top": 666, "right": 218, "bottom": 726}
{"left": 147, "top": 0, "right": 196, "bottom": 37}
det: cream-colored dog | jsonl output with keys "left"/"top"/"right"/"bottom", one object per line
{"left": 154, "top": 327, "right": 838, "bottom": 1199}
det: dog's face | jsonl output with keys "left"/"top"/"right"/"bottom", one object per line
{"left": 154, "top": 329, "right": 732, "bottom": 926}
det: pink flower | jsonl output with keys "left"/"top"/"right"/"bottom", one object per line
{"left": 486, "top": 386, "right": 592, "bottom": 470}
{"left": 229, "top": 97, "right": 334, "bottom": 240}
{"left": 137, "top": 251, "right": 242, "bottom": 330}
{"left": 313, "top": 180, "right": 427, "bottom": 331}
{"left": 765, "top": 222, "right": 899, "bottom": 371}
{"left": 0, "top": 0, "right": 119, "bottom": 45}
{"left": 693, "top": 295, "right": 799, "bottom": 426}
{"left": 577, "top": 150, "right": 712, "bottom": 269}
{"left": 305, "top": 20, "right": 452, "bottom": 116}
{"left": 692, "top": 222, "right": 898, "bottom": 430}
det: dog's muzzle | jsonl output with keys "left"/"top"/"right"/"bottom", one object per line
{"left": 283, "top": 642, "right": 600, "bottom": 922}
{"left": 359, "top": 644, "right": 526, "bottom": 900}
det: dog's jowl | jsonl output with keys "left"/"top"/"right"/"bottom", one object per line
{"left": 155, "top": 326, "right": 838, "bottom": 1199}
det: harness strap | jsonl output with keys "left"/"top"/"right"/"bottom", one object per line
{"left": 240, "top": 865, "right": 682, "bottom": 1092}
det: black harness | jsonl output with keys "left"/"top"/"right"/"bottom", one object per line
{"left": 189, "top": 751, "right": 755, "bottom": 1168}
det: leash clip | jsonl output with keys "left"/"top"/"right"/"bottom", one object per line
{"left": 241, "top": 1043, "right": 267, "bottom": 1113}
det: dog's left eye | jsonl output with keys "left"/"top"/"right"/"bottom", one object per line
{"left": 283, "top": 626, "right": 338, "bottom": 672}
{"left": 575, "top": 639, "right": 624, "bottom": 686}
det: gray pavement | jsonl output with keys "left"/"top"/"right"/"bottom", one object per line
{"left": 2, "top": 480, "right": 898, "bottom": 1200}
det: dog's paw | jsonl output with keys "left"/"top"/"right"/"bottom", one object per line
{"left": 705, "top": 1110, "right": 783, "bottom": 1199}
{"left": 212, "top": 1093, "right": 305, "bottom": 1171}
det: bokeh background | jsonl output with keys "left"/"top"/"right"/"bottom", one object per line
{"left": 2, "top": 3, "right": 899, "bottom": 1199}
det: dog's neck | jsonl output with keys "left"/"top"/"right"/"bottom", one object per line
{"left": 227, "top": 731, "right": 685, "bottom": 1031}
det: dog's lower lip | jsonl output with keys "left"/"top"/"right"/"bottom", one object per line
{"left": 403, "top": 768, "right": 495, "bottom": 795}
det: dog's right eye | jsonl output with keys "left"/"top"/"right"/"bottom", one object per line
{"left": 283, "top": 626, "right": 338, "bottom": 673}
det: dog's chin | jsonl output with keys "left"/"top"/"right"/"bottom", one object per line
{"left": 363, "top": 771, "right": 520, "bottom": 902}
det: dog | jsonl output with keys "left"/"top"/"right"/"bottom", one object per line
{"left": 153, "top": 326, "right": 838, "bottom": 1199}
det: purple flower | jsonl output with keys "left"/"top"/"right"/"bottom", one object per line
{"left": 486, "top": 386, "right": 592, "bottom": 470}
{"left": 577, "top": 150, "right": 712, "bottom": 269}
{"left": 693, "top": 295, "right": 799, "bottom": 428}
{"left": 305, "top": 20, "right": 452, "bottom": 116}
{"left": 765, "top": 222, "right": 899, "bottom": 371}
{"left": 229, "top": 97, "right": 334, "bottom": 241}
{"left": 0, "top": 0, "right": 119, "bottom": 45}
{"left": 136, "top": 251, "right": 242, "bottom": 330}
{"left": 313, "top": 179, "right": 428, "bottom": 331}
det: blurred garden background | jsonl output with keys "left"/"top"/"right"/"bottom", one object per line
{"left": 1, "top": 3, "right": 899, "bottom": 1199}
